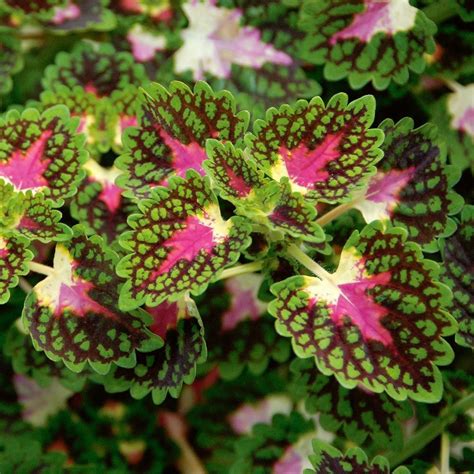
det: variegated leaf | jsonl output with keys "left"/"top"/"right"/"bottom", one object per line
{"left": 23, "top": 227, "right": 162, "bottom": 373}
{"left": 246, "top": 94, "right": 384, "bottom": 203}
{"left": 0, "top": 233, "right": 32, "bottom": 304}
{"left": 291, "top": 358, "right": 413, "bottom": 450}
{"left": 353, "top": 118, "right": 463, "bottom": 249}
{"left": 0, "top": 106, "right": 87, "bottom": 203}
{"left": 440, "top": 205, "right": 474, "bottom": 349}
{"left": 269, "top": 222, "right": 456, "bottom": 401}
{"left": 299, "top": 0, "right": 436, "bottom": 89}
{"left": 96, "top": 296, "right": 206, "bottom": 404}
{"left": 118, "top": 171, "right": 251, "bottom": 309}
{"left": 117, "top": 81, "right": 249, "bottom": 199}
{"left": 306, "top": 440, "right": 409, "bottom": 474}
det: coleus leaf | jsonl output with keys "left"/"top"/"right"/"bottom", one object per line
{"left": 0, "top": 234, "right": 32, "bottom": 304}
{"left": 22, "top": 227, "right": 162, "bottom": 374}
{"left": 5, "top": 325, "right": 89, "bottom": 392}
{"left": 41, "top": 43, "right": 145, "bottom": 153}
{"left": 246, "top": 94, "right": 384, "bottom": 204}
{"left": 96, "top": 295, "right": 206, "bottom": 404}
{"left": 118, "top": 171, "right": 251, "bottom": 309}
{"left": 440, "top": 205, "right": 474, "bottom": 349}
{"left": 0, "top": 35, "right": 23, "bottom": 95}
{"left": 197, "top": 276, "right": 290, "bottom": 379}
{"left": 306, "top": 440, "right": 410, "bottom": 474}
{"left": 0, "top": 182, "right": 71, "bottom": 243}
{"left": 45, "top": 0, "right": 116, "bottom": 32}
{"left": 290, "top": 358, "right": 413, "bottom": 450}
{"left": 117, "top": 81, "right": 249, "bottom": 199}
{"left": 0, "top": 106, "right": 86, "bottom": 203}
{"left": 70, "top": 160, "right": 136, "bottom": 245}
{"left": 353, "top": 118, "right": 464, "bottom": 249}
{"left": 13, "top": 374, "right": 72, "bottom": 427}
{"left": 269, "top": 222, "right": 457, "bottom": 402}
{"left": 230, "top": 411, "right": 316, "bottom": 474}
{"left": 299, "top": 0, "right": 436, "bottom": 90}
{"left": 205, "top": 140, "right": 325, "bottom": 243}
{"left": 174, "top": 0, "right": 292, "bottom": 81}
{"left": 110, "top": 0, "right": 172, "bottom": 19}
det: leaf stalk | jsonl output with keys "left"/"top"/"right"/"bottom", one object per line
{"left": 218, "top": 261, "right": 264, "bottom": 280}
{"left": 28, "top": 261, "right": 55, "bottom": 277}
{"left": 286, "top": 244, "right": 334, "bottom": 282}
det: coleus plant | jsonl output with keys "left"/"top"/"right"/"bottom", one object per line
{"left": 0, "top": 0, "right": 473, "bottom": 472}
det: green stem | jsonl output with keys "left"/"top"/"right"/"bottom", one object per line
{"left": 286, "top": 244, "right": 334, "bottom": 282}
{"left": 28, "top": 261, "right": 55, "bottom": 277}
{"left": 422, "top": 0, "right": 458, "bottom": 24}
{"left": 386, "top": 393, "right": 474, "bottom": 467}
{"left": 218, "top": 261, "right": 264, "bottom": 280}
{"left": 316, "top": 201, "right": 356, "bottom": 227}
{"left": 440, "top": 433, "right": 450, "bottom": 474}
{"left": 18, "top": 277, "right": 33, "bottom": 293}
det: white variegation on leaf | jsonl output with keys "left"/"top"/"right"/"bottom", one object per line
{"left": 174, "top": 0, "right": 292, "bottom": 80}
{"left": 331, "top": 0, "right": 418, "bottom": 45}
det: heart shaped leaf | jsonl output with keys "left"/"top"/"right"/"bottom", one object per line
{"left": 118, "top": 171, "right": 251, "bottom": 309}
{"left": 299, "top": 0, "right": 436, "bottom": 89}
{"left": 440, "top": 205, "right": 474, "bottom": 349}
{"left": 0, "top": 106, "right": 87, "bottom": 203}
{"left": 353, "top": 118, "right": 464, "bottom": 248}
{"left": 269, "top": 222, "right": 457, "bottom": 401}
{"left": 96, "top": 296, "right": 206, "bottom": 404}
{"left": 307, "top": 440, "right": 409, "bottom": 474}
{"left": 117, "top": 81, "right": 249, "bottom": 199}
{"left": 246, "top": 94, "right": 383, "bottom": 203}
{"left": 23, "top": 227, "right": 162, "bottom": 374}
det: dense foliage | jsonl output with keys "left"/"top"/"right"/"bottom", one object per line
{"left": 0, "top": 0, "right": 473, "bottom": 472}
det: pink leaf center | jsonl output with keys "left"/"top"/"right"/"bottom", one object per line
{"left": 148, "top": 301, "right": 180, "bottom": 339}
{"left": 98, "top": 182, "right": 123, "bottom": 214}
{"left": 0, "top": 130, "right": 52, "bottom": 191}
{"left": 279, "top": 133, "right": 343, "bottom": 188}
{"left": 366, "top": 167, "right": 416, "bottom": 204}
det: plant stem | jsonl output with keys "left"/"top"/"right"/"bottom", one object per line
{"left": 286, "top": 244, "right": 334, "bottom": 282}
{"left": 218, "top": 261, "right": 264, "bottom": 280}
{"left": 422, "top": 0, "right": 458, "bottom": 24}
{"left": 440, "top": 432, "right": 450, "bottom": 474}
{"left": 386, "top": 393, "right": 474, "bottom": 467}
{"left": 28, "top": 261, "right": 55, "bottom": 277}
{"left": 18, "top": 277, "right": 33, "bottom": 293}
{"left": 316, "top": 201, "right": 355, "bottom": 227}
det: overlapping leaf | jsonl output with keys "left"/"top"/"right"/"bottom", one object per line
{"left": 269, "top": 222, "right": 457, "bottom": 401}
{"left": 0, "top": 106, "right": 86, "bottom": 203}
{"left": 246, "top": 94, "right": 384, "bottom": 203}
{"left": 306, "top": 440, "right": 409, "bottom": 474}
{"left": 205, "top": 140, "right": 325, "bottom": 243}
{"left": 97, "top": 296, "right": 206, "bottom": 404}
{"left": 118, "top": 171, "right": 251, "bottom": 309}
{"left": 440, "top": 205, "right": 474, "bottom": 349}
{"left": 23, "top": 227, "right": 162, "bottom": 373}
{"left": 291, "top": 358, "right": 413, "bottom": 449}
{"left": 0, "top": 234, "right": 32, "bottom": 304}
{"left": 299, "top": 0, "right": 436, "bottom": 89}
{"left": 353, "top": 118, "right": 463, "bottom": 249}
{"left": 117, "top": 81, "right": 249, "bottom": 199}
{"left": 0, "top": 182, "right": 71, "bottom": 243}
{"left": 70, "top": 160, "right": 135, "bottom": 244}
